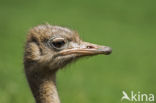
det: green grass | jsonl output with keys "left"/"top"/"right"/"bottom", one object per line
{"left": 0, "top": 0, "right": 156, "bottom": 103}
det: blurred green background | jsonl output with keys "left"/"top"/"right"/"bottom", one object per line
{"left": 0, "top": 0, "right": 156, "bottom": 103}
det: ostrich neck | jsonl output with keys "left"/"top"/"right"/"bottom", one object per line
{"left": 26, "top": 71, "right": 60, "bottom": 103}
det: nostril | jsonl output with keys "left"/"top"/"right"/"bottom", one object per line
{"left": 87, "top": 45, "right": 94, "bottom": 49}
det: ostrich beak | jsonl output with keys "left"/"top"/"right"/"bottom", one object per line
{"left": 59, "top": 41, "right": 112, "bottom": 56}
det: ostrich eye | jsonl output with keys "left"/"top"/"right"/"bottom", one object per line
{"left": 52, "top": 39, "right": 65, "bottom": 48}
{"left": 48, "top": 37, "right": 67, "bottom": 50}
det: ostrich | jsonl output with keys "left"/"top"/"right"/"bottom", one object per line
{"left": 24, "top": 24, "right": 112, "bottom": 103}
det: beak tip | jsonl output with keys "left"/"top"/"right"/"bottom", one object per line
{"left": 103, "top": 47, "right": 112, "bottom": 55}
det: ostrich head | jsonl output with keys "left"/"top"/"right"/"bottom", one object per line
{"left": 24, "top": 24, "right": 112, "bottom": 103}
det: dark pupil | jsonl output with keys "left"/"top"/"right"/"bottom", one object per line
{"left": 52, "top": 40, "right": 65, "bottom": 48}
